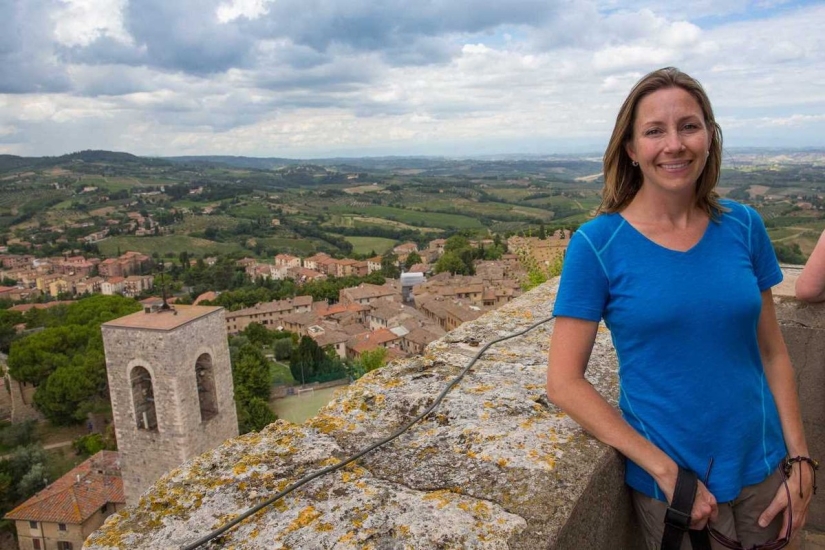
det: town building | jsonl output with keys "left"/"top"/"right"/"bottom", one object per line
{"left": 224, "top": 296, "right": 314, "bottom": 334}
{"left": 4, "top": 451, "right": 125, "bottom": 550}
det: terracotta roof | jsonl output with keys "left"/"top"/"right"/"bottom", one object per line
{"left": 193, "top": 291, "right": 218, "bottom": 305}
{"left": 404, "top": 327, "right": 441, "bottom": 345}
{"left": 314, "top": 330, "right": 350, "bottom": 347}
{"left": 103, "top": 305, "right": 219, "bottom": 331}
{"left": 342, "top": 283, "right": 397, "bottom": 301}
{"left": 317, "top": 303, "right": 369, "bottom": 317}
{"left": 4, "top": 451, "right": 124, "bottom": 525}
{"left": 292, "top": 295, "right": 313, "bottom": 307}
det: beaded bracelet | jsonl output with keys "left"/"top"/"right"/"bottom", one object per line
{"left": 783, "top": 456, "right": 819, "bottom": 499}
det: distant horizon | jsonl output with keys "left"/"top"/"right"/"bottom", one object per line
{"left": 4, "top": 144, "right": 825, "bottom": 163}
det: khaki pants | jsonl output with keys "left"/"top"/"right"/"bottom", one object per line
{"left": 632, "top": 468, "right": 796, "bottom": 550}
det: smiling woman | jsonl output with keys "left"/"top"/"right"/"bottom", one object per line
{"left": 546, "top": 67, "right": 815, "bottom": 550}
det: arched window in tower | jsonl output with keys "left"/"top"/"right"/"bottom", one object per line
{"left": 130, "top": 366, "right": 158, "bottom": 431}
{"left": 195, "top": 353, "right": 218, "bottom": 422}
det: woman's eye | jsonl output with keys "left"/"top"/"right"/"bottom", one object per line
{"left": 644, "top": 128, "right": 662, "bottom": 136}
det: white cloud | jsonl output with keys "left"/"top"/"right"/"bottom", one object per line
{"left": 52, "top": 0, "right": 131, "bottom": 46}
{"left": 216, "top": 0, "right": 271, "bottom": 23}
{"left": 2, "top": 1, "right": 824, "bottom": 156}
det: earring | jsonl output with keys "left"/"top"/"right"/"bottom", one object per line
{"left": 632, "top": 161, "right": 639, "bottom": 167}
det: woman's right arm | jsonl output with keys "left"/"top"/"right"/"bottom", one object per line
{"left": 796, "top": 229, "right": 825, "bottom": 303}
{"left": 546, "top": 316, "right": 717, "bottom": 526}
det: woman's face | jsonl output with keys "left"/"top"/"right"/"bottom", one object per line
{"left": 625, "top": 86, "right": 711, "bottom": 200}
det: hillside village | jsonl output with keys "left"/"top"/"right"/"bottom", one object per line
{"left": 0, "top": 231, "right": 571, "bottom": 550}
{"left": 0, "top": 232, "right": 570, "bottom": 365}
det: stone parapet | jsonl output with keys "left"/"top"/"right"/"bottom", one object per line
{"left": 774, "top": 267, "right": 825, "bottom": 534}
{"left": 84, "top": 270, "right": 824, "bottom": 549}
{"left": 86, "top": 280, "right": 637, "bottom": 549}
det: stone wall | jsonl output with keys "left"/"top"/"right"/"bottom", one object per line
{"left": 4, "top": 374, "right": 42, "bottom": 424}
{"left": 774, "top": 270, "right": 825, "bottom": 533}
{"left": 85, "top": 274, "right": 823, "bottom": 549}
{"left": 87, "top": 280, "right": 640, "bottom": 549}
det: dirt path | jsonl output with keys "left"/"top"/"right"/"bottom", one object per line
{"left": 774, "top": 226, "right": 818, "bottom": 243}
{"left": 0, "top": 440, "right": 74, "bottom": 461}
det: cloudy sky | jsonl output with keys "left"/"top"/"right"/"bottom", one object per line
{"left": 1, "top": 0, "right": 824, "bottom": 158}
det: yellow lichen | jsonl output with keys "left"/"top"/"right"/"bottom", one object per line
{"left": 528, "top": 449, "right": 556, "bottom": 469}
{"left": 308, "top": 414, "right": 345, "bottom": 434}
{"left": 337, "top": 531, "right": 356, "bottom": 544}
{"left": 283, "top": 506, "right": 321, "bottom": 534}
{"left": 351, "top": 511, "right": 368, "bottom": 528}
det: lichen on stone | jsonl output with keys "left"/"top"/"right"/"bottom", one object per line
{"left": 86, "top": 280, "right": 621, "bottom": 550}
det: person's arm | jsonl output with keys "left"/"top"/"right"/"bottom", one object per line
{"left": 755, "top": 289, "right": 814, "bottom": 537}
{"left": 796, "top": 229, "right": 825, "bottom": 302}
{"left": 546, "top": 316, "right": 718, "bottom": 527}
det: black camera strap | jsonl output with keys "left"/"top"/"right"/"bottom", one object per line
{"left": 661, "top": 467, "right": 712, "bottom": 550}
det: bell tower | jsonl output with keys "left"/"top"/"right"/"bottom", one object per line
{"left": 102, "top": 305, "right": 238, "bottom": 505}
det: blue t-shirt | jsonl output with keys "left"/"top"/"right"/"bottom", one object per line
{"left": 553, "top": 199, "right": 786, "bottom": 502}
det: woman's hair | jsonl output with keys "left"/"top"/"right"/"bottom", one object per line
{"left": 599, "top": 67, "right": 725, "bottom": 217}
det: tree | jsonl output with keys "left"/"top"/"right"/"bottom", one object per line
{"left": 360, "top": 347, "right": 388, "bottom": 374}
{"left": 444, "top": 235, "right": 470, "bottom": 253}
{"left": 0, "top": 419, "right": 37, "bottom": 449}
{"left": 232, "top": 351, "right": 271, "bottom": 401}
{"left": 8, "top": 325, "right": 92, "bottom": 385}
{"left": 235, "top": 394, "right": 277, "bottom": 434}
{"left": 290, "top": 336, "right": 324, "bottom": 384}
{"left": 0, "top": 309, "right": 24, "bottom": 353}
{"left": 520, "top": 253, "right": 564, "bottom": 291}
{"left": 381, "top": 251, "right": 400, "bottom": 278}
{"left": 33, "top": 363, "right": 101, "bottom": 425}
{"left": 242, "top": 322, "right": 274, "bottom": 347}
{"left": 404, "top": 251, "right": 422, "bottom": 270}
{"left": 434, "top": 251, "right": 471, "bottom": 275}
{"left": 274, "top": 337, "right": 293, "bottom": 361}
{"left": 0, "top": 445, "right": 48, "bottom": 516}
{"left": 7, "top": 295, "right": 140, "bottom": 424}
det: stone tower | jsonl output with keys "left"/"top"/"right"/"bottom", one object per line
{"left": 101, "top": 305, "right": 238, "bottom": 505}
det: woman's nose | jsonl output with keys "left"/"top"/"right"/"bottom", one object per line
{"left": 664, "top": 130, "right": 685, "bottom": 153}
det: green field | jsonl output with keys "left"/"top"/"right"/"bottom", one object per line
{"left": 227, "top": 203, "right": 273, "bottom": 219}
{"left": 413, "top": 198, "right": 553, "bottom": 221}
{"left": 98, "top": 235, "right": 245, "bottom": 257}
{"left": 175, "top": 214, "right": 240, "bottom": 232}
{"left": 342, "top": 236, "right": 397, "bottom": 255}
{"left": 767, "top": 227, "right": 800, "bottom": 241}
{"left": 256, "top": 237, "right": 318, "bottom": 254}
{"left": 328, "top": 205, "right": 484, "bottom": 230}
{"left": 269, "top": 361, "right": 295, "bottom": 385}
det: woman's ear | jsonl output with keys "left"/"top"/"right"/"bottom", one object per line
{"left": 625, "top": 141, "right": 637, "bottom": 164}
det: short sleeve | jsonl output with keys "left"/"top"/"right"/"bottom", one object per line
{"left": 553, "top": 230, "right": 609, "bottom": 321}
{"left": 747, "top": 206, "right": 783, "bottom": 291}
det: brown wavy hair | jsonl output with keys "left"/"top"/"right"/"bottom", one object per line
{"left": 599, "top": 67, "right": 725, "bottom": 218}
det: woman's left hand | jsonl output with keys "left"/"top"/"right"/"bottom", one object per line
{"left": 758, "top": 462, "right": 815, "bottom": 541}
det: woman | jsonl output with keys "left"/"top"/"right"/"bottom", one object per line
{"left": 796, "top": 229, "right": 825, "bottom": 302}
{"left": 546, "top": 67, "right": 816, "bottom": 549}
